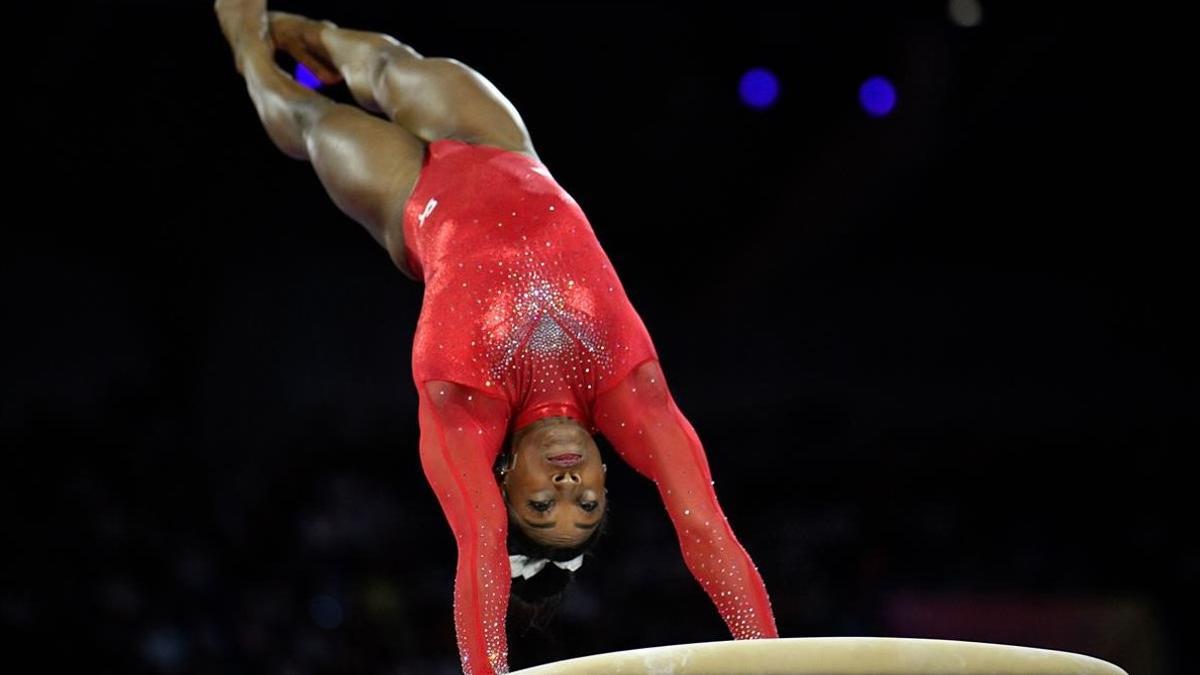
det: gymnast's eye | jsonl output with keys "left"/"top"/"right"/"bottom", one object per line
{"left": 579, "top": 500, "right": 598, "bottom": 512}
{"left": 528, "top": 500, "right": 552, "bottom": 512}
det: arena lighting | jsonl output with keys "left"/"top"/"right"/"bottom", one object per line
{"left": 739, "top": 67, "right": 780, "bottom": 109}
{"left": 859, "top": 75, "right": 897, "bottom": 117}
{"left": 948, "top": 0, "right": 984, "bottom": 28}
{"left": 295, "top": 62, "right": 322, "bottom": 90}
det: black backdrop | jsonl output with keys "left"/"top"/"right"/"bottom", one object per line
{"left": 5, "top": 2, "right": 1191, "bottom": 674}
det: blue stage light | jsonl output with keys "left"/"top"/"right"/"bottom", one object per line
{"left": 859, "top": 76, "right": 897, "bottom": 117}
{"left": 295, "top": 63, "right": 322, "bottom": 90}
{"left": 739, "top": 68, "right": 780, "bottom": 110}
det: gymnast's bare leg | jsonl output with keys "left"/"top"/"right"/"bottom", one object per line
{"left": 214, "top": 0, "right": 538, "bottom": 279}
{"left": 266, "top": 10, "right": 538, "bottom": 158}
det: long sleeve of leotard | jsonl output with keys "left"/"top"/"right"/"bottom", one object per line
{"left": 593, "top": 359, "right": 779, "bottom": 639}
{"left": 416, "top": 380, "right": 515, "bottom": 675}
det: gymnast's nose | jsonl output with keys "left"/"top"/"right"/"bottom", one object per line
{"left": 552, "top": 471, "right": 581, "bottom": 486}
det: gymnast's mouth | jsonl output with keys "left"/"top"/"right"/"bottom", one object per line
{"left": 546, "top": 453, "right": 582, "bottom": 467}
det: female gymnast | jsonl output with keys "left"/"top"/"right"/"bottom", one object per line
{"left": 215, "top": 1, "right": 779, "bottom": 672}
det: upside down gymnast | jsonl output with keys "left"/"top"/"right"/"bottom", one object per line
{"left": 215, "top": 1, "right": 779, "bottom": 672}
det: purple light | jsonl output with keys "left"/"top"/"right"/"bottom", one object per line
{"left": 295, "top": 62, "right": 322, "bottom": 90}
{"left": 739, "top": 67, "right": 780, "bottom": 110}
{"left": 859, "top": 76, "right": 897, "bottom": 117}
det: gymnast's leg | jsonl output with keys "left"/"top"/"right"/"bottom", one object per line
{"left": 216, "top": 0, "right": 425, "bottom": 279}
{"left": 268, "top": 11, "right": 539, "bottom": 158}
{"left": 593, "top": 359, "right": 780, "bottom": 639}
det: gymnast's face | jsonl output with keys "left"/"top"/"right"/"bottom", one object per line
{"left": 501, "top": 417, "right": 607, "bottom": 548}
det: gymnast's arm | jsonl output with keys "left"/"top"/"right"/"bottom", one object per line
{"left": 593, "top": 361, "right": 779, "bottom": 638}
{"left": 416, "top": 383, "right": 515, "bottom": 674}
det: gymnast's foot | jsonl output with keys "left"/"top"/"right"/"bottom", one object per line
{"left": 214, "top": 0, "right": 271, "bottom": 74}
{"left": 268, "top": 11, "right": 344, "bottom": 85}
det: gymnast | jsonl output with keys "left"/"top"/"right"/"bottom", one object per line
{"left": 215, "top": 1, "right": 779, "bottom": 672}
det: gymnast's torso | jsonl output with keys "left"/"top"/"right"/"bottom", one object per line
{"left": 400, "top": 139, "right": 659, "bottom": 433}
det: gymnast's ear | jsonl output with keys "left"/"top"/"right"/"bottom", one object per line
{"left": 494, "top": 446, "right": 514, "bottom": 496}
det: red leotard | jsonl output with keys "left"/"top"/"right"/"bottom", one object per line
{"left": 402, "top": 139, "right": 777, "bottom": 674}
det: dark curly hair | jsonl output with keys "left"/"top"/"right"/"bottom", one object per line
{"left": 494, "top": 441, "right": 610, "bottom": 634}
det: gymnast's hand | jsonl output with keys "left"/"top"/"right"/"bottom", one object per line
{"left": 268, "top": 12, "right": 345, "bottom": 86}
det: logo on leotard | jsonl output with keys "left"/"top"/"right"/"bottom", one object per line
{"left": 418, "top": 198, "right": 439, "bottom": 228}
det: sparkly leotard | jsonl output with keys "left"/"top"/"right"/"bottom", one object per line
{"left": 403, "top": 139, "right": 778, "bottom": 674}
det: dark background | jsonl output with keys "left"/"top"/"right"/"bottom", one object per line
{"left": 4, "top": 2, "right": 1192, "bottom": 674}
